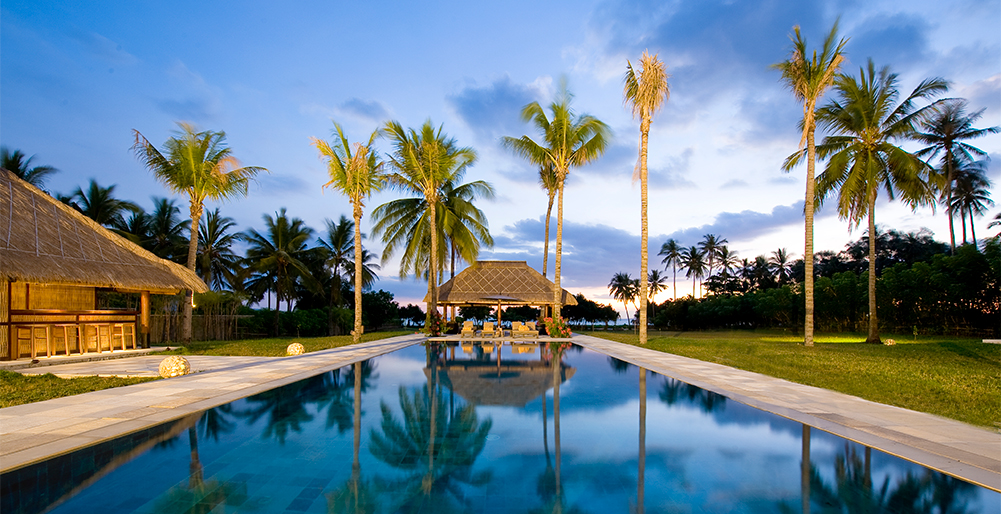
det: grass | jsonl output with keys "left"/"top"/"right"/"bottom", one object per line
{"left": 582, "top": 329, "right": 1001, "bottom": 429}
{"left": 159, "top": 330, "right": 414, "bottom": 357}
{"left": 0, "top": 370, "right": 157, "bottom": 408}
{"left": 1, "top": 330, "right": 415, "bottom": 408}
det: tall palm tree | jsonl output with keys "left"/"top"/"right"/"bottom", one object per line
{"left": 132, "top": 122, "right": 266, "bottom": 342}
{"left": 69, "top": 179, "right": 140, "bottom": 228}
{"left": 503, "top": 81, "right": 611, "bottom": 318}
{"left": 243, "top": 208, "right": 317, "bottom": 334}
{"left": 769, "top": 248, "right": 794, "bottom": 285}
{"left": 814, "top": 60, "right": 946, "bottom": 343}
{"left": 948, "top": 159, "right": 992, "bottom": 246}
{"left": 377, "top": 120, "right": 478, "bottom": 328}
{"left": 314, "top": 122, "right": 386, "bottom": 344}
{"left": 1, "top": 146, "right": 58, "bottom": 190}
{"left": 679, "top": 246, "right": 706, "bottom": 298}
{"left": 624, "top": 50, "right": 670, "bottom": 344}
{"left": 658, "top": 238, "right": 682, "bottom": 300}
{"left": 441, "top": 178, "right": 495, "bottom": 279}
{"left": 775, "top": 21, "right": 848, "bottom": 347}
{"left": 539, "top": 162, "right": 558, "bottom": 279}
{"left": 915, "top": 99, "right": 999, "bottom": 252}
{"left": 697, "top": 234, "right": 727, "bottom": 285}
{"left": 608, "top": 272, "right": 639, "bottom": 325}
{"left": 197, "top": 208, "right": 242, "bottom": 290}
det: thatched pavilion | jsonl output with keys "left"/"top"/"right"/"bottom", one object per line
{"left": 428, "top": 261, "right": 577, "bottom": 323}
{"left": 0, "top": 169, "right": 207, "bottom": 361}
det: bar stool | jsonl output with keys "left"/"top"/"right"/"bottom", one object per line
{"left": 54, "top": 324, "right": 82, "bottom": 355}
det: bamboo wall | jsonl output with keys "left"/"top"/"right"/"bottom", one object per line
{"left": 1, "top": 280, "right": 8, "bottom": 358}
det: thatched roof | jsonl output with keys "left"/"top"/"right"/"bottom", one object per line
{"left": 0, "top": 169, "right": 208, "bottom": 294}
{"left": 430, "top": 261, "right": 577, "bottom": 306}
{"left": 426, "top": 361, "right": 575, "bottom": 407}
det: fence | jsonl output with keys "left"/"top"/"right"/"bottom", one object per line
{"left": 149, "top": 314, "right": 255, "bottom": 344}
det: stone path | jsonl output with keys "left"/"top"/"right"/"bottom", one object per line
{"left": 572, "top": 334, "right": 1001, "bottom": 492}
{"left": 0, "top": 334, "right": 425, "bottom": 473}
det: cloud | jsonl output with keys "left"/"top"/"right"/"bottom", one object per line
{"left": 768, "top": 175, "right": 797, "bottom": 185}
{"left": 156, "top": 61, "right": 221, "bottom": 121}
{"left": 649, "top": 147, "right": 696, "bottom": 189}
{"left": 337, "top": 98, "right": 391, "bottom": 122}
{"left": 447, "top": 75, "right": 549, "bottom": 143}
{"left": 662, "top": 200, "right": 839, "bottom": 247}
{"left": 962, "top": 74, "right": 1001, "bottom": 115}
{"left": 720, "top": 179, "right": 749, "bottom": 189}
{"left": 845, "top": 13, "right": 930, "bottom": 68}
{"left": 66, "top": 30, "right": 139, "bottom": 66}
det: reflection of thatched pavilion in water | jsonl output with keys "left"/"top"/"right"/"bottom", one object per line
{"left": 0, "top": 169, "right": 207, "bottom": 360}
{"left": 426, "top": 359, "right": 575, "bottom": 407}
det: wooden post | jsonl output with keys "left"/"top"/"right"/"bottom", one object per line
{"left": 141, "top": 291, "right": 150, "bottom": 348}
{"left": 1, "top": 280, "right": 10, "bottom": 360}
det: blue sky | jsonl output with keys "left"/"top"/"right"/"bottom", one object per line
{"left": 2, "top": 0, "right": 999, "bottom": 314}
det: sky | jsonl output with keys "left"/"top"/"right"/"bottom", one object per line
{"left": 2, "top": 0, "right": 1000, "bottom": 317}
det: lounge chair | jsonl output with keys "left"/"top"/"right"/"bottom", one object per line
{"left": 512, "top": 342, "right": 536, "bottom": 354}
{"left": 514, "top": 321, "right": 539, "bottom": 339}
{"left": 480, "top": 322, "right": 498, "bottom": 338}
{"left": 461, "top": 343, "right": 474, "bottom": 353}
{"left": 460, "top": 321, "right": 476, "bottom": 338}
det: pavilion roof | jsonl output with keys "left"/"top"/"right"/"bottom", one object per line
{"left": 428, "top": 260, "right": 577, "bottom": 306}
{"left": 0, "top": 169, "right": 208, "bottom": 294}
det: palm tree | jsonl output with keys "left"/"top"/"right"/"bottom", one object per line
{"left": 539, "top": 162, "right": 559, "bottom": 279}
{"left": 679, "top": 246, "right": 706, "bottom": 297}
{"left": 697, "top": 234, "right": 727, "bottom": 284}
{"left": 769, "top": 248, "right": 794, "bottom": 285}
{"left": 624, "top": 50, "right": 670, "bottom": 345}
{"left": 132, "top": 122, "right": 266, "bottom": 343}
{"left": 313, "top": 122, "right": 386, "bottom": 344}
{"left": 317, "top": 215, "right": 354, "bottom": 334}
{"left": 145, "top": 197, "right": 189, "bottom": 262}
{"left": 69, "top": 179, "right": 140, "bottom": 227}
{"left": 647, "top": 269, "right": 667, "bottom": 318}
{"left": 948, "top": 159, "right": 992, "bottom": 246}
{"left": 717, "top": 246, "right": 740, "bottom": 277}
{"left": 814, "top": 60, "right": 946, "bottom": 344}
{"left": 658, "top": 238, "right": 682, "bottom": 300}
{"left": 608, "top": 272, "right": 639, "bottom": 325}
{"left": 503, "top": 81, "right": 611, "bottom": 318}
{"left": 197, "top": 208, "right": 242, "bottom": 290}
{"left": 1, "top": 146, "right": 58, "bottom": 190}
{"left": 376, "top": 120, "right": 478, "bottom": 328}
{"left": 243, "top": 208, "right": 318, "bottom": 334}
{"left": 915, "top": 98, "right": 1000, "bottom": 252}
{"left": 440, "top": 178, "right": 495, "bottom": 280}
{"left": 775, "top": 21, "right": 848, "bottom": 347}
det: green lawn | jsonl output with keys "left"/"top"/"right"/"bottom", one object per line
{"left": 0, "top": 371, "right": 157, "bottom": 408}
{"left": 159, "top": 330, "right": 414, "bottom": 357}
{"left": 582, "top": 330, "right": 1001, "bottom": 429}
{"left": 1, "top": 330, "right": 415, "bottom": 408}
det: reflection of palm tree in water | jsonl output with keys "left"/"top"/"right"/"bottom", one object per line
{"left": 328, "top": 361, "right": 379, "bottom": 514}
{"left": 780, "top": 443, "right": 980, "bottom": 513}
{"left": 658, "top": 377, "right": 726, "bottom": 413}
{"left": 369, "top": 343, "right": 493, "bottom": 513}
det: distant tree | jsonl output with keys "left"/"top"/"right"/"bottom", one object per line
{"left": 608, "top": 272, "right": 639, "bottom": 324}
{"left": 915, "top": 98, "right": 999, "bottom": 252}
{"left": 947, "top": 158, "right": 992, "bottom": 246}
{"left": 697, "top": 234, "right": 727, "bottom": 283}
{"left": 679, "top": 246, "right": 706, "bottom": 297}
{"left": 815, "top": 60, "right": 946, "bottom": 343}
{"left": 314, "top": 122, "right": 386, "bottom": 344}
{"left": 197, "top": 208, "right": 242, "bottom": 290}
{"left": 145, "top": 197, "right": 189, "bottom": 262}
{"left": 1, "top": 146, "right": 58, "bottom": 190}
{"left": 316, "top": 215, "right": 354, "bottom": 333}
{"left": 658, "top": 238, "right": 682, "bottom": 300}
{"left": 769, "top": 248, "right": 794, "bottom": 285}
{"left": 69, "top": 179, "right": 140, "bottom": 228}
{"left": 459, "top": 305, "right": 492, "bottom": 323}
{"left": 132, "top": 122, "right": 266, "bottom": 343}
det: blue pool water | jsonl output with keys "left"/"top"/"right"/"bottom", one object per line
{"left": 4, "top": 342, "right": 999, "bottom": 513}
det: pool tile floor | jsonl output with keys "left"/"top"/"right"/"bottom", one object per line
{"left": 1, "top": 333, "right": 998, "bottom": 494}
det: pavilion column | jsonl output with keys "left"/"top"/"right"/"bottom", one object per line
{"left": 1, "top": 280, "right": 9, "bottom": 360}
{"left": 140, "top": 291, "right": 151, "bottom": 349}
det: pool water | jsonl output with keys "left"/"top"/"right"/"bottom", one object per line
{"left": 5, "top": 342, "right": 999, "bottom": 513}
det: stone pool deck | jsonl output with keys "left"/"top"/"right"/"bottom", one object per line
{"left": 2, "top": 333, "right": 999, "bottom": 493}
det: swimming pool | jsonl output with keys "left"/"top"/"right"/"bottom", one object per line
{"left": 4, "top": 342, "right": 999, "bottom": 513}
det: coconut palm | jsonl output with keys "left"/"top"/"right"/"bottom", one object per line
{"left": 1, "top": 146, "right": 58, "bottom": 190}
{"left": 769, "top": 248, "right": 794, "bottom": 285}
{"left": 647, "top": 269, "right": 667, "bottom": 319}
{"left": 243, "top": 208, "right": 318, "bottom": 334}
{"left": 624, "top": 50, "right": 670, "bottom": 344}
{"left": 377, "top": 121, "right": 477, "bottom": 328}
{"left": 658, "top": 238, "right": 682, "bottom": 300}
{"left": 915, "top": 99, "right": 1000, "bottom": 252}
{"left": 679, "top": 246, "right": 706, "bottom": 298}
{"left": 132, "top": 122, "right": 266, "bottom": 343}
{"left": 317, "top": 215, "right": 354, "bottom": 333}
{"left": 440, "top": 178, "right": 495, "bottom": 279}
{"left": 608, "top": 272, "right": 640, "bottom": 325}
{"left": 948, "top": 159, "right": 993, "bottom": 246}
{"left": 197, "top": 208, "right": 242, "bottom": 290}
{"left": 503, "top": 81, "right": 611, "bottom": 318}
{"left": 717, "top": 246, "right": 740, "bottom": 277}
{"left": 313, "top": 122, "right": 386, "bottom": 344}
{"left": 814, "top": 61, "right": 947, "bottom": 343}
{"left": 69, "top": 179, "right": 140, "bottom": 228}
{"left": 145, "top": 197, "right": 189, "bottom": 262}
{"left": 698, "top": 234, "right": 728, "bottom": 283}
{"left": 775, "top": 21, "right": 848, "bottom": 347}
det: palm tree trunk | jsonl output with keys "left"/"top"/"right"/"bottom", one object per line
{"left": 543, "top": 192, "right": 554, "bottom": 278}
{"left": 866, "top": 192, "right": 880, "bottom": 344}
{"left": 353, "top": 204, "right": 364, "bottom": 344}
{"left": 639, "top": 119, "right": 650, "bottom": 345}
{"left": 553, "top": 180, "right": 565, "bottom": 319}
{"left": 970, "top": 209, "right": 977, "bottom": 247}
{"left": 427, "top": 195, "right": 439, "bottom": 328}
{"left": 672, "top": 263, "right": 677, "bottom": 301}
{"left": 183, "top": 201, "right": 203, "bottom": 344}
{"left": 804, "top": 123, "right": 816, "bottom": 346}
{"left": 961, "top": 207, "right": 968, "bottom": 245}
{"left": 946, "top": 148, "right": 955, "bottom": 253}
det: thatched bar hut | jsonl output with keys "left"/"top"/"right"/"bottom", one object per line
{"left": 0, "top": 169, "right": 207, "bottom": 360}
{"left": 429, "top": 261, "right": 577, "bottom": 322}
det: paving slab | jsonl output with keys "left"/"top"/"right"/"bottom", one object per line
{"left": 572, "top": 334, "right": 1001, "bottom": 492}
{"left": 0, "top": 334, "right": 425, "bottom": 473}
